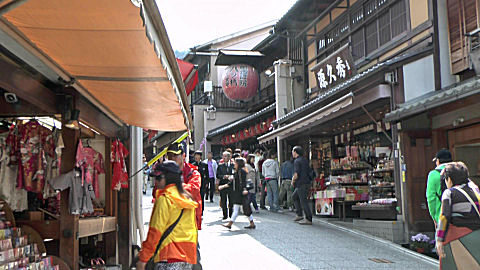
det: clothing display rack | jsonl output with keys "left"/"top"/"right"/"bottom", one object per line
{"left": 0, "top": 112, "right": 120, "bottom": 270}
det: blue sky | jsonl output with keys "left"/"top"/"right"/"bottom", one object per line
{"left": 157, "top": 0, "right": 297, "bottom": 51}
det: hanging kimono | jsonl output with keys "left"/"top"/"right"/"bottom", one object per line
{"left": 75, "top": 140, "right": 105, "bottom": 199}
{"left": 16, "top": 121, "right": 55, "bottom": 193}
{"left": 0, "top": 134, "right": 28, "bottom": 211}
{"left": 111, "top": 140, "right": 129, "bottom": 190}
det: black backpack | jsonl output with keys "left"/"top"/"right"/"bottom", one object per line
{"left": 436, "top": 168, "right": 447, "bottom": 200}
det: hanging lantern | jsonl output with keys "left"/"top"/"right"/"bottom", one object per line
{"left": 248, "top": 126, "right": 256, "bottom": 136}
{"left": 221, "top": 64, "right": 259, "bottom": 101}
{"left": 221, "top": 136, "right": 226, "bottom": 146}
{"left": 238, "top": 131, "right": 244, "bottom": 141}
{"left": 255, "top": 123, "right": 262, "bottom": 135}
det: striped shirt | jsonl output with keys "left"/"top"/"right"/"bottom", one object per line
{"left": 436, "top": 182, "right": 480, "bottom": 242}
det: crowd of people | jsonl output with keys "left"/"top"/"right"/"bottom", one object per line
{"left": 135, "top": 142, "right": 315, "bottom": 269}
{"left": 194, "top": 146, "right": 315, "bottom": 227}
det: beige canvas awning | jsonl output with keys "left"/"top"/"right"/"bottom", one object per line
{"left": 2, "top": 0, "right": 192, "bottom": 131}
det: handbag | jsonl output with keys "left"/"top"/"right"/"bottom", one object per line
{"left": 245, "top": 179, "right": 254, "bottom": 191}
{"left": 132, "top": 209, "right": 184, "bottom": 270}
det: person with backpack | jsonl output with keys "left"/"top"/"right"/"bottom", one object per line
{"left": 426, "top": 149, "right": 453, "bottom": 226}
{"left": 291, "top": 146, "right": 313, "bottom": 225}
{"left": 435, "top": 162, "right": 480, "bottom": 268}
{"left": 137, "top": 161, "right": 198, "bottom": 270}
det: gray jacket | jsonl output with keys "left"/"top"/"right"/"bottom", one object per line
{"left": 262, "top": 159, "right": 279, "bottom": 179}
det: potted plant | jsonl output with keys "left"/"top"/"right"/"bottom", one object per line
{"left": 410, "top": 233, "right": 430, "bottom": 253}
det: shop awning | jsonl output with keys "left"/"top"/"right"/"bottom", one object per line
{"left": 214, "top": 50, "right": 264, "bottom": 66}
{"left": 259, "top": 93, "right": 354, "bottom": 143}
{"left": 385, "top": 78, "right": 480, "bottom": 122}
{"left": 2, "top": 0, "right": 192, "bottom": 131}
{"left": 258, "top": 85, "right": 391, "bottom": 143}
{"left": 177, "top": 59, "right": 198, "bottom": 96}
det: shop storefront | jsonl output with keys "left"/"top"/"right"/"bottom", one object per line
{"left": 258, "top": 46, "right": 433, "bottom": 244}
{"left": 0, "top": 1, "right": 192, "bottom": 269}
{"left": 385, "top": 78, "right": 480, "bottom": 233}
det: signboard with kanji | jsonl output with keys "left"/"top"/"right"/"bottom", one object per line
{"left": 310, "top": 44, "right": 357, "bottom": 91}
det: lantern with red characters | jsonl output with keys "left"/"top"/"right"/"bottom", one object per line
{"left": 221, "top": 64, "right": 259, "bottom": 101}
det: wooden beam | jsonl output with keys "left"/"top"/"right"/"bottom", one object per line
{"left": 0, "top": 57, "right": 57, "bottom": 114}
{"left": 59, "top": 117, "right": 80, "bottom": 270}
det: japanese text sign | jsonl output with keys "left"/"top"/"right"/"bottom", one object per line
{"left": 310, "top": 44, "right": 356, "bottom": 91}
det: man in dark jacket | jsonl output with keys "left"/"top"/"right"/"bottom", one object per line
{"left": 192, "top": 151, "right": 208, "bottom": 213}
{"left": 216, "top": 151, "right": 234, "bottom": 220}
{"left": 291, "top": 146, "right": 313, "bottom": 225}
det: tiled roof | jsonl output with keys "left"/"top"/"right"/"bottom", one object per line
{"left": 207, "top": 103, "right": 276, "bottom": 138}
{"left": 385, "top": 78, "right": 480, "bottom": 122}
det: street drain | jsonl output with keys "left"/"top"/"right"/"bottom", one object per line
{"left": 368, "top": 258, "right": 394, "bottom": 263}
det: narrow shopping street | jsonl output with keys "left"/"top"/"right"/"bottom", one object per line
{"left": 142, "top": 191, "right": 437, "bottom": 270}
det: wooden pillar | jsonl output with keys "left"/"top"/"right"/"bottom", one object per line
{"left": 59, "top": 119, "right": 80, "bottom": 270}
{"left": 104, "top": 138, "right": 118, "bottom": 264}
{"left": 117, "top": 138, "right": 131, "bottom": 269}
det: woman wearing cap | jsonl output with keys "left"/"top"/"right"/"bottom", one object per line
{"left": 221, "top": 157, "right": 256, "bottom": 229}
{"left": 137, "top": 161, "right": 198, "bottom": 270}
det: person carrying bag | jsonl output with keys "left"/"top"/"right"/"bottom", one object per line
{"left": 136, "top": 161, "right": 198, "bottom": 270}
{"left": 435, "top": 162, "right": 480, "bottom": 269}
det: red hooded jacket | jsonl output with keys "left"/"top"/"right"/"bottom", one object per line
{"left": 183, "top": 162, "right": 202, "bottom": 230}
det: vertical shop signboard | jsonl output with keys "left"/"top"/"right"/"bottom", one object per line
{"left": 316, "top": 198, "right": 334, "bottom": 215}
{"left": 310, "top": 44, "right": 357, "bottom": 94}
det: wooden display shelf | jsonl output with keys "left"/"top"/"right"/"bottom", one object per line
{"left": 16, "top": 220, "right": 60, "bottom": 240}
{"left": 78, "top": 216, "right": 116, "bottom": 238}
{"left": 371, "top": 168, "right": 394, "bottom": 173}
{"left": 331, "top": 167, "right": 370, "bottom": 171}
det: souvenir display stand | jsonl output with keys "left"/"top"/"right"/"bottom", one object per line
{"left": 0, "top": 90, "right": 125, "bottom": 270}
{"left": 1, "top": 200, "right": 66, "bottom": 270}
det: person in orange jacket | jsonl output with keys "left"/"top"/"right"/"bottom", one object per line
{"left": 137, "top": 161, "right": 198, "bottom": 270}
{"left": 166, "top": 141, "right": 203, "bottom": 270}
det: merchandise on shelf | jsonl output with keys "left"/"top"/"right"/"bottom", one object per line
{"left": 0, "top": 202, "right": 59, "bottom": 270}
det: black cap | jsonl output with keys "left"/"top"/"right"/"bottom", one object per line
{"left": 167, "top": 141, "right": 185, "bottom": 155}
{"left": 433, "top": 149, "right": 453, "bottom": 163}
{"left": 150, "top": 160, "right": 181, "bottom": 177}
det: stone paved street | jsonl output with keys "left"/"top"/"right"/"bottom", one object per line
{"left": 143, "top": 192, "right": 438, "bottom": 270}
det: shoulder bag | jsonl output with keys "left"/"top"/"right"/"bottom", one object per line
{"left": 133, "top": 209, "right": 184, "bottom": 270}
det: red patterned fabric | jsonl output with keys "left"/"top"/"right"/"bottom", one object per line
{"left": 111, "top": 140, "right": 129, "bottom": 190}
{"left": 76, "top": 140, "right": 105, "bottom": 198}
{"left": 16, "top": 121, "right": 55, "bottom": 193}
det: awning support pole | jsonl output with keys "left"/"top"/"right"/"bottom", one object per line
{"left": 360, "top": 105, "right": 393, "bottom": 143}
{"left": 0, "top": 0, "right": 29, "bottom": 15}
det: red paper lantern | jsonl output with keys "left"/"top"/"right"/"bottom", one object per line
{"left": 221, "top": 64, "right": 259, "bottom": 101}
{"left": 248, "top": 126, "right": 256, "bottom": 136}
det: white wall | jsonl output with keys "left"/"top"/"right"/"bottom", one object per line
{"left": 403, "top": 55, "right": 435, "bottom": 101}
{"left": 437, "top": 0, "right": 458, "bottom": 87}
{"left": 203, "top": 111, "right": 250, "bottom": 154}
